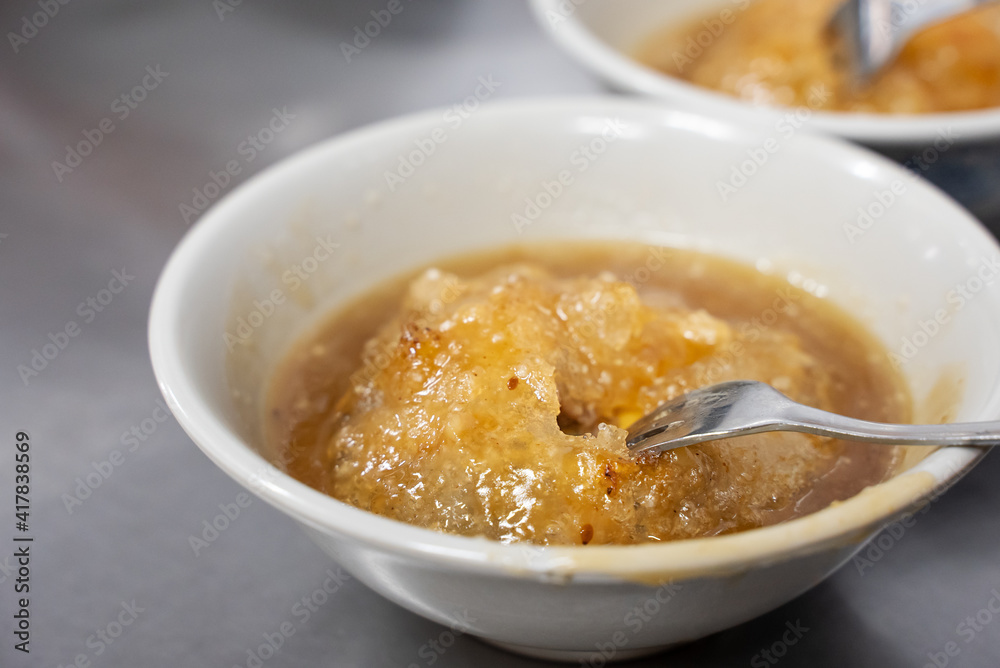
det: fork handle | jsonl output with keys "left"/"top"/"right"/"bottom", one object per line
{"left": 782, "top": 402, "right": 1000, "bottom": 446}
{"left": 889, "top": 0, "right": 999, "bottom": 41}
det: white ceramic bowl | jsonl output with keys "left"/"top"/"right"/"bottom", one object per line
{"left": 530, "top": 0, "right": 1000, "bottom": 220}
{"left": 149, "top": 97, "right": 1000, "bottom": 662}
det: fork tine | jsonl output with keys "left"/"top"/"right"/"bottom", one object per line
{"left": 626, "top": 381, "right": 776, "bottom": 454}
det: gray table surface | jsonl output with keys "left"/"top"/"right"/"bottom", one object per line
{"left": 2, "top": 1, "right": 1000, "bottom": 666}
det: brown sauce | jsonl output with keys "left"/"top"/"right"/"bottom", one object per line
{"left": 264, "top": 242, "right": 910, "bottom": 545}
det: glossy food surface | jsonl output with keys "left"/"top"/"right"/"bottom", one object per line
{"left": 266, "top": 244, "right": 908, "bottom": 545}
{"left": 635, "top": 0, "right": 1000, "bottom": 113}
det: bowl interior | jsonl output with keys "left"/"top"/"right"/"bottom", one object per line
{"left": 534, "top": 0, "right": 1000, "bottom": 145}
{"left": 151, "top": 98, "right": 1000, "bottom": 569}
{"left": 570, "top": 0, "right": 713, "bottom": 51}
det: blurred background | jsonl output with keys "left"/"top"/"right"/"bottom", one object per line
{"left": 1, "top": 1, "right": 999, "bottom": 666}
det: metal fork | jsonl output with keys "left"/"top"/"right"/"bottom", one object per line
{"left": 626, "top": 380, "right": 1000, "bottom": 455}
{"left": 827, "top": 0, "right": 998, "bottom": 84}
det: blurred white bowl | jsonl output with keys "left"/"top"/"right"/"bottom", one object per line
{"left": 149, "top": 97, "right": 1000, "bottom": 662}
{"left": 530, "top": 0, "right": 1000, "bottom": 220}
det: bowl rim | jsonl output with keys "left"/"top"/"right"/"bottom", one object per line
{"left": 528, "top": 0, "right": 1000, "bottom": 145}
{"left": 149, "top": 96, "right": 995, "bottom": 583}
